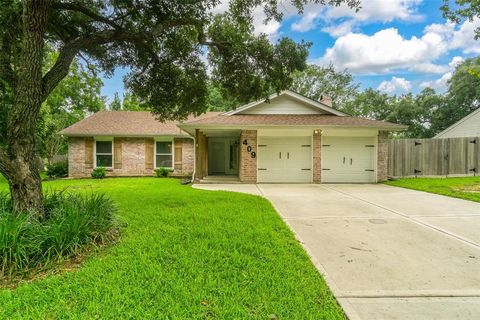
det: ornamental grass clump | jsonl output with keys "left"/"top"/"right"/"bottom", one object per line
{"left": 0, "top": 191, "right": 117, "bottom": 284}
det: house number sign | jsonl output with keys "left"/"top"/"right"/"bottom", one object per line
{"left": 243, "top": 139, "right": 256, "bottom": 159}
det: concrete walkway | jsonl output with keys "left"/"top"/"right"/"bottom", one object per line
{"left": 194, "top": 183, "right": 480, "bottom": 320}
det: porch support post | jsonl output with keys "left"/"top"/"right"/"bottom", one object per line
{"left": 377, "top": 131, "right": 389, "bottom": 182}
{"left": 239, "top": 130, "right": 257, "bottom": 183}
{"left": 195, "top": 129, "right": 208, "bottom": 181}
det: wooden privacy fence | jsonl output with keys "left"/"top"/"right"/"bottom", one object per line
{"left": 388, "top": 137, "right": 480, "bottom": 178}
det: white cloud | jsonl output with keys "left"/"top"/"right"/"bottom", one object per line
{"left": 378, "top": 77, "right": 412, "bottom": 93}
{"left": 410, "top": 63, "right": 449, "bottom": 74}
{"left": 292, "top": 10, "right": 321, "bottom": 32}
{"left": 292, "top": 0, "right": 423, "bottom": 36}
{"left": 425, "top": 18, "right": 480, "bottom": 54}
{"left": 420, "top": 72, "right": 453, "bottom": 91}
{"left": 315, "top": 15, "right": 478, "bottom": 75}
{"left": 321, "top": 20, "right": 356, "bottom": 38}
{"left": 316, "top": 28, "right": 448, "bottom": 73}
{"left": 420, "top": 56, "right": 464, "bottom": 91}
{"left": 448, "top": 19, "right": 480, "bottom": 53}
{"left": 449, "top": 56, "right": 464, "bottom": 68}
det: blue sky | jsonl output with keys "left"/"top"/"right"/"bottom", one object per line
{"left": 101, "top": 0, "right": 480, "bottom": 101}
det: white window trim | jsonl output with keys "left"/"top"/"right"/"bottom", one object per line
{"left": 94, "top": 137, "right": 114, "bottom": 169}
{"left": 154, "top": 138, "right": 174, "bottom": 169}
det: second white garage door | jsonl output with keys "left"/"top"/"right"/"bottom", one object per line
{"left": 257, "top": 136, "right": 312, "bottom": 183}
{"left": 322, "top": 136, "right": 376, "bottom": 183}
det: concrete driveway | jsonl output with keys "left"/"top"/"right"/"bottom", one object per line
{"left": 195, "top": 183, "right": 480, "bottom": 320}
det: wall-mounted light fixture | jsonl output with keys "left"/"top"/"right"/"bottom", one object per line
{"left": 314, "top": 129, "right": 322, "bottom": 135}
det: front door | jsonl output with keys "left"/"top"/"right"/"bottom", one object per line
{"left": 208, "top": 138, "right": 239, "bottom": 175}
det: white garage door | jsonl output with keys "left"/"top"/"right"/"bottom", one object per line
{"left": 257, "top": 136, "right": 312, "bottom": 183}
{"left": 322, "top": 136, "right": 376, "bottom": 183}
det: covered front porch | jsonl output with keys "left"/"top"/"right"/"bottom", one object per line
{"left": 195, "top": 129, "right": 245, "bottom": 182}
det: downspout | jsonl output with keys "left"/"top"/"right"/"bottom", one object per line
{"left": 192, "top": 135, "right": 196, "bottom": 181}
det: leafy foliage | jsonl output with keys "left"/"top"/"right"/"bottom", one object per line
{"left": 442, "top": 0, "right": 480, "bottom": 38}
{"left": 206, "top": 83, "right": 240, "bottom": 111}
{"left": 291, "top": 64, "right": 360, "bottom": 109}
{"left": 91, "top": 167, "right": 106, "bottom": 179}
{"left": 109, "top": 93, "right": 122, "bottom": 111}
{"left": 433, "top": 56, "right": 480, "bottom": 133}
{"left": 155, "top": 167, "right": 173, "bottom": 178}
{"left": 343, "top": 88, "right": 447, "bottom": 138}
{"left": 343, "top": 88, "right": 395, "bottom": 119}
{"left": 0, "top": 191, "right": 117, "bottom": 282}
{"left": 107, "top": 91, "right": 150, "bottom": 111}
{"left": 122, "top": 92, "right": 150, "bottom": 111}
{"left": 37, "top": 48, "right": 106, "bottom": 165}
{"left": 46, "top": 161, "right": 68, "bottom": 179}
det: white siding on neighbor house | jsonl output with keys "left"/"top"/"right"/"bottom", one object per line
{"left": 435, "top": 109, "right": 480, "bottom": 138}
{"left": 237, "top": 95, "right": 328, "bottom": 115}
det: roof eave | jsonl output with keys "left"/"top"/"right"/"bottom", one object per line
{"left": 178, "top": 123, "right": 406, "bottom": 131}
{"left": 60, "top": 133, "right": 191, "bottom": 138}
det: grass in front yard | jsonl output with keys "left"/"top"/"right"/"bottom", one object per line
{"left": 386, "top": 176, "right": 480, "bottom": 203}
{"left": 0, "top": 178, "right": 343, "bottom": 319}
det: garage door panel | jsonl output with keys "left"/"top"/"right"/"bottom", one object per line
{"left": 257, "top": 136, "right": 312, "bottom": 183}
{"left": 322, "top": 136, "right": 376, "bottom": 183}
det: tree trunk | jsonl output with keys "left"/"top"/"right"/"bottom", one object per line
{"left": 4, "top": 1, "right": 49, "bottom": 217}
{"left": 5, "top": 153, "right": 44, "bottom": 216}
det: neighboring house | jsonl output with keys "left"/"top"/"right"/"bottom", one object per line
{"left": 434, "top": 108, "right": 480, "bottom": 139}
{"left": 61, "top": 90, "right": 405, "bottom": 183}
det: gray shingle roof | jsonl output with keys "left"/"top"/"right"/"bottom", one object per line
{"left": 60, "top": 111, "right": 221, "bottom": 137}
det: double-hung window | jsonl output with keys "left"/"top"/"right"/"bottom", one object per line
{"left": 155, "top": 141, "right": 173, "bottom": 168}
{"left": 95, "top": 140, "right": 113, "bottom": 168}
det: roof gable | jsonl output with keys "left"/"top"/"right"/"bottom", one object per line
{"left": 435, "top": 108, "right": 480, "bottom": 138}
{"left": 224, "top": 90, "right": 346, "bottom": 116}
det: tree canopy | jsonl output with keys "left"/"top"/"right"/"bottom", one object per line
{"left": 0, "top": 0, "right": 360, "bottom": 214}
{"left": 291, "top": 64, "right": 360, "bottom": 109}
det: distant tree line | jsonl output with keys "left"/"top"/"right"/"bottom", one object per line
{"left": 208, "top": 57, "right": 480, "bottom": 139}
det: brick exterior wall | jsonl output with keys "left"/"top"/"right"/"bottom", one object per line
{"left": 68, "top": 136, "right": 193, "bottom": 178}
{"left": 377, "top": 131, "right": 389, "bottom": 182}
{"left": 239, "top": 130, "right": 257, "bottom": 183}
{"left": 68, "top": 137, "right": 88, "bottom": 178}
{"left": 177, "top": 138, "right": 194, "bottom": 175}
{"left": 115, "top": 137, "right": 151, "bottom": 176}
{"left": 312, "top": 130, "right": 322, "bottom": 183}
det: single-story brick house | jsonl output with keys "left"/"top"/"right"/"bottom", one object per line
{"left": 61, "top": 90, "right": 405, "bottom": 183}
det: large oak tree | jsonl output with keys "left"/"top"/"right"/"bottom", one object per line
{"left": 0, "top": 0, "right": 359, "bottom": 216}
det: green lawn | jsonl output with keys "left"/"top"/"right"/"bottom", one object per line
{"left": 386, "top": 176, "right": 480, "bottom": 203}
{"left": 0, "top": 178, "right": 343, "bottom": 319}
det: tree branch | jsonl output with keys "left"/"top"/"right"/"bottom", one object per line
{"left": 52, "top": 2, "right": 122, "bottom": 29}
{"left": 41, "top": 29, "right": 156, "bottom": 101}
